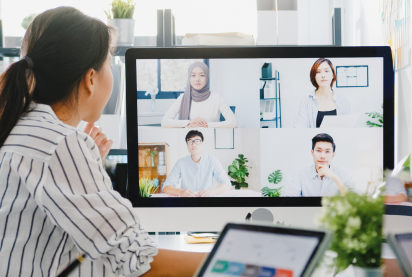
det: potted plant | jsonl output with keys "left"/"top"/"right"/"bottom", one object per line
{"left": 317, "top": 192, "right": 384, "bottom": 276}
{"left": 262, "top": 169, "right": 283, "bottom": 197}
{"left": 105, "top": 0, "right": 136, "bottom": 46}
{"left": 139, "top": 177, "right": 158, "bottom": 197}
{"left": 228, "top": 154, "right": 250, "bottom": 190}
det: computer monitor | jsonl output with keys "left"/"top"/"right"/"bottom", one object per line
{"left": 125, "top": 46, "right": 394, "bottom": 232}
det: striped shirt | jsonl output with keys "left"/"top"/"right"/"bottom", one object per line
{"left": 0, "top": 103, "right": 157, "bottom": 277}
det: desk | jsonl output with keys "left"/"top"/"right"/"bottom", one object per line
{"left": 150, "top": 233, "right": 404, "bottom": 277}
{"left": 151, "top": 189, "right": 262, "bottom": 197}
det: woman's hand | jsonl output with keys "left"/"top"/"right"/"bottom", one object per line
{"left": 83, "top": 122, "right": 113, "bottom": 164}
{"left": 188, "top": 117, "right": 208, "bottom": 128}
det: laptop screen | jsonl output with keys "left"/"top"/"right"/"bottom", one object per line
{"left": 395, "top": 233, "right": 412, "bottom": 269}
{"left": 199, "top": 228, "right": 321, "bottom": 277}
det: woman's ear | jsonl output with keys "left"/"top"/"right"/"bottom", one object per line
{"left": 82, "top": 68, "right": 96, "bottom": 98}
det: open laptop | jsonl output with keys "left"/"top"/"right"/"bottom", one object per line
{"left": 193, "top": 223, "right": 332, "bottom": 277}
{"left": 387, "top": 231, "right": 412, "bottom": 277}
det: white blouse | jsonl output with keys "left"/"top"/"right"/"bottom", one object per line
{"left": 161, "top": 92, "right": 238, "bottom": 128}
{"left": 0, "top": 104, "right": 157, "bottom": 277}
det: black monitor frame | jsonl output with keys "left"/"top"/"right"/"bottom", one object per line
{"left": 125, "top": 46, "right": 394, "bottom": 208}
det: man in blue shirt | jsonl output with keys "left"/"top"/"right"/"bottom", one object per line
{"left": 284, "top": 133, "right": 354, "bottom": 196}
{"left": 162, "top": 130, "right": 232, "bottom": 197}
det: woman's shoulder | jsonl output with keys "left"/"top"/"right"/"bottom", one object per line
{"left": 4, "top": 109, "right": 86, "bottom": 162}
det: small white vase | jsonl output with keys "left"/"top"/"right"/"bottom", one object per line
{"left": 107, "top": 19, "right": 135, "bottom": 46}
{"left": 353, "top": 266, "right": 382, "bottom": 277}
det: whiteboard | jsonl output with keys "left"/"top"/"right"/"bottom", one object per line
{"left": 336, "top": 65, "right": 369, "bottom": 87}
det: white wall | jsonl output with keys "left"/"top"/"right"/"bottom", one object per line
{"left": 298, "top": 0, "right": 331, "bottom": 45}
{"left": 257, "top": 57, "right": 384, "bottom": 128}
{"left": 260, "top": 128, "right": 383, "bottom": 195}
{"left": 209, "top": 59, "right": 261, "bottom": 128}
{"left": 256, "top": 11, "right": 298, "bottom": 45}
{"left": 137, "top": 127, "right": 261, "bottom": 192}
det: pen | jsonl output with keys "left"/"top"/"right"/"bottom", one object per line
{"left": 57, "top": 254, "right": 86, "bottom": 277}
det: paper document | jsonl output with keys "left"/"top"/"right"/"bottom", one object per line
{"left": 320, "top": 113, "right": 360, "bottom": 128}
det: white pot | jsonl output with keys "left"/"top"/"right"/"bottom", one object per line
{"left": 108, "top": 19, "right": 135, "bottom": 46}
{"left": 353, "top": 266, "right": 382, "bottom": 277}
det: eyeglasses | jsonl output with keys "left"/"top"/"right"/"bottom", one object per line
{"left": 186, "top": 139, "right": 202, "bottom": 145}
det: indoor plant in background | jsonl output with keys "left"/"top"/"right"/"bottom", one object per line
{"left": 139, "top": 177, "right": 155, "bottom": 197}
{"left": 317, "top": 192, "right": 384, "bottom": 276}
{"left": 228, "top": 154, "right": 250, "bottom": 190}
{"left": 366, "top": 104, "right": 383, "bottom": 127}
{"left": 105, "top": 0, "right": 136, "bottom": 46}
{"left": 261, "top": 169, "right": 283, "bottom": 197}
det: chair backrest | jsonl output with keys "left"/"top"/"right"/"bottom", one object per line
{"left": 220, "top": 106, "right": 236, "bottom": 121}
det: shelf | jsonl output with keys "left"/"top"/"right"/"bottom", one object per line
{"left": 260, "top": 98, "right": 278, "bottom": 100}
{"left": 109, "top": 149, "right": 127, "bottom": 155}
{"left": 0, "top": 48, "right": 20, "bottom": 57}
{"left": 260, "top": 118, "right": 278, "bottom": 122}
{"left": 0, "top": 46, "right": 133, "bottom": 57}
{"left": 139, "top": 166, "right": 165, "bottom": 168}
{"left": 260, "top": 78, "right": 278, "bottom": 80}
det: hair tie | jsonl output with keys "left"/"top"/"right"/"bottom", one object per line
{"left": 21, "top": 56, "right": 33, "bottom": 69}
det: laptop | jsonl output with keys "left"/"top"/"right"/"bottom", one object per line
{"left": 387, "top": 231, "right": 412, "bottom": 277}
{"left": 193, "top": 223, "right": 332, "bottom": 277}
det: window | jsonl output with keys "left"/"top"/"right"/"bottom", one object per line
{"left": 137, "top": 59, "right": 208, "bottom": 99}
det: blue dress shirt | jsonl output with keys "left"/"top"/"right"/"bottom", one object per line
{"left": 162, "top": 154, "right": 232, "bottom": 192}
{"left": 284, "top": 164, "right": 354, "bottom": 196}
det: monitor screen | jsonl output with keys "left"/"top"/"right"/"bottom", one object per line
{"left": 125, "top": 47, "right": 394, "bottom": 208}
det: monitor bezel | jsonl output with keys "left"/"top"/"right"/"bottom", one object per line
{"left": 125, "top": 46, "right": 394, "bottom": 208}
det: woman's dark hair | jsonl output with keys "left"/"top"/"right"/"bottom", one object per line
{"left": 312, "top": 133, "right": 336, "bottom": 152}
{"left": 0, "top": 7, "right": 115, "bottom": 147}
{"left": 185, "top": 130, "right": 204, "bottom": 142}
{"left": 310, "top": 58, "right": 337, "bottom": 89}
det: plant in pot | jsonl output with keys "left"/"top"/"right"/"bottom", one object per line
{"left": 228, "top": 154, "right": 250, "bottom": 190}
{"left": 317, "top": 192, "right": 384, "bottom": 276}
{"left": 105, "top": 0, "right": 136, "bottom": 46}
{"left": 261, "top": 169, "right": 283, "bottom": 197}
{"left": 139, "top": 177, "right": 158, "bottom": 197}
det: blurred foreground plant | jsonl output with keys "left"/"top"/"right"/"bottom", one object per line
{"left": 317, "top": 192, "right": 384, "bottom": 272}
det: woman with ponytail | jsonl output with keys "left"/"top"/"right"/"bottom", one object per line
{"left": 0, "top": 7, "right": 204, "bottom": 277}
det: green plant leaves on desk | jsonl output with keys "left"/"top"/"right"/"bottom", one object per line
{"left": 228, "top": 154, "right": 250, "bottom": 189}
{"left": 105, "top": 0, "right": 136, "bottom": 19}
{"left": 366, "top": 104, "right": 383, "bottom": 127}
{"left": 268, "top": 170, "right": 282, "bottom": 184}
{"left": 261, "top": 187, "right": 282, "bottom": 197}
{"left": 317, "top": 192, "right": 384, "bottom": 272}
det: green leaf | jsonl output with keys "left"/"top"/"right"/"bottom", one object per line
{"left": 268, "top": 170, "right": 283, "bottom": 184}
{"left": 238, "top": 154, "right": 244, "bottom": 160}
{"left": 228, "top": 165, "right": 238, "bottom": 173}
{"left": 404, "top": 155, "right": 410, "bottom": 168}
{"left": 233, "top": 159, "right": 240, "bottom": 169}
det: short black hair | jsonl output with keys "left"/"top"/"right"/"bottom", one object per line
{"left": 312, "top": 133, "right": 335, "bottom": 152}
{"left": 185, "top": 130, "right": 204, "bottom": 142}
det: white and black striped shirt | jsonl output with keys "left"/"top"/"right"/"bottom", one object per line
{"left": 0, "top": 103, "right": 157, "bottom": 277}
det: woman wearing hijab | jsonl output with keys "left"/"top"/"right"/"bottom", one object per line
{"left": 294, "top": 58, "right": 351, "bottom": 128}
{"left": 161, "top": 62, "right": 238, "bottom": 128}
